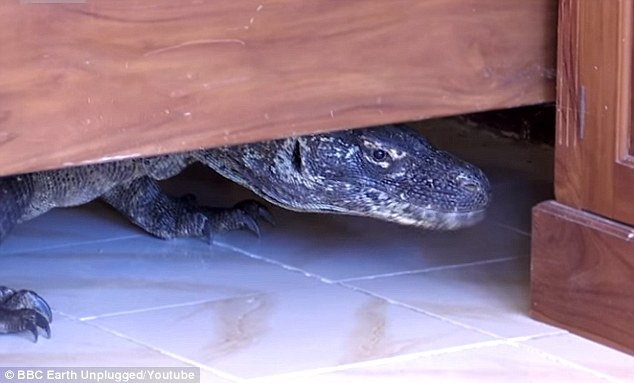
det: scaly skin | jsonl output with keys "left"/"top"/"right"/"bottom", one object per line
{"left": 0, "top": 286, "right": 52, "bottom": 342}
{"left": 0, "top": 123, "right": 491, "bottom": 341}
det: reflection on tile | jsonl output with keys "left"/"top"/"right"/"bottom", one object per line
{"left": 0, "top": 237, "right": 322, "bottom": 319}
{"left": 349, "top": 258, "right": 562, "bottom": 338}
{"left": 296, "top": 345, "right": 615, "bottom": 383}
{"left": 527, "top": 334, "right": 634, "bottom": 382}
{"left": 218, "top": 213, "right": 530, "bottom": 282}
{"left": 91, "top": 284, "right": 493, "bottom": 379}
{"left": 0, "top": 203, "right": 143, "bottom": 254}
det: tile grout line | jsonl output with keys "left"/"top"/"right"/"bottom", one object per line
{"left": 244, "top": 334, "right": 629, "bottom": 383}
{"left": 216, "top": 240, "right": 523, "bottom": 285}
{"left": 510, "top": 341, "right": 628, "bottom": 383}
{"left": 335, "top": 256, "right": 522, "bottom": 283}
{"left": 243, "top": 339, "right": 510, "bottom": 383}
{"left": 71, "top": 294, "right": 263, "bottom": 322}
{"left": 213, "top": 241, "right": 337, "bottom": 284}
{"left": 337, "top": 282, "right": 504, "bottom": 340}
{"left": 0, "top": 234, "right": 144, "bottom": 255}
{"left": 78, "top": 320, "right": 244, "bottom": 382}
{"left": 491, "top": 221, "right": 532, "bottom": 237}
{"left": 216, "top": 240, "right": 509, "bottom": 340}
{"left": 50, "top": 241, "right": 618, "bottom": 382}
{"left": 58, "top": 280, "right": 504, "bottom": 383}
{"left": 505, "top": 330, "right": 571, "bottom": 343}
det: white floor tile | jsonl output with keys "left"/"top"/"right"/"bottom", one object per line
{"left": 0, "top": 203, "right": 143, "bottom": 254}
{"left": 526, "top": 334, "right": 634, "bottom": 382}
{"left": 0, "top": 237, "right": 322, "bottom": 320}
{"left": 348, "top": 258, "right": 563, "bottom": 339}
{"left": 216, "top": 212, "right": 531, "bottom": 282}
{"left": 90, "top": 284, "right": 493, "bottom": 379}
{"left": 289, "top": 344, "right": 622, "bottom": 383}
{"left": 0, "top": 316, "right": 188, "bottom": 367}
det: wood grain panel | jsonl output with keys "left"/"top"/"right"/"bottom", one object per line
{"left": 630, "top": 26, "right": 634, "bottom": 156}
{"left": 554, "top": 0, "right": 584, "bottom": 207}
{"left": 531, "top": 201, "right": 634, "bottom": 356}
{"left": 0, "top": 0, "right": 556, "bottom": 176}
{"left": 555, "top": 0, "right": 634, "bottom": 226}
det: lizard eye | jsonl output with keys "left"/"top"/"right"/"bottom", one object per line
{"left": 372, "top": 149, "right": 388, "bottom": 161}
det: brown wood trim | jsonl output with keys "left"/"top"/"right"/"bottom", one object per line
{"left": 0, "top": 0, "right": 556, "bottom": 176}
{"left": 531, "top": 201, "right": 634, "bottom": 356}
{"left": 555, "top": 0, "right": 634, "bottom": 226}
{"left": 623, "top": 0, "right": 634, "bottom": 161}
{"left": 554, "top": 0, "right": 583, "bottom": 207}
{"left": 614, "top": 0, "right": 633, "bottom": 163}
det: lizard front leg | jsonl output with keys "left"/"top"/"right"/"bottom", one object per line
{"left": 0, "top": 175, "right": 35, "bottom": 243}
{"left": 101, "top": 176, "right": 273, "bottom": 241}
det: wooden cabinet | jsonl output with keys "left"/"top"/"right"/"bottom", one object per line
{"left": 531, "top": 0, "right": 634, "bottom": 355}
{"left": 0, "top": 1, "right": 556, "bottom": 176}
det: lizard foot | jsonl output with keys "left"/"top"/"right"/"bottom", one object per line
{"left": 203, "top": 199, "right": 275, "bottom": 241}
{"left": 0, "top": 286, "right": 52, "bottom": 342}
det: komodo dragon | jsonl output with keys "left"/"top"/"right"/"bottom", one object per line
{"left": 0, "top": 123, "right": 491, "bottom": 341}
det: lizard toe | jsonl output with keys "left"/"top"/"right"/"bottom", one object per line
{"left": 0, "top": 308, "right": 51, "bottom": 342}
{"left": 2, "top": 288, "right": 52, "bottom": 324}
{"left": 232, "top": 200, "right": 275, "bottom": 226}
{"left": 201, "top": 200, "right": 276, "bottom": 240}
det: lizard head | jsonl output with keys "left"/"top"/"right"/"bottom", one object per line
{"left": 205, "top": 124, "right": 491, "bottom": 230}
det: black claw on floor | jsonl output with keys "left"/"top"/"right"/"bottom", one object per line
{"left": 241, "top": 214, "right": 261, "bottom": 237}
{"left": 23, "top": 290, "right": 52, "bottom": 324}
{"left": 0, "top": 286, "right": 52, "bottom": 342}
{"left": 26, "top": 322, "right": 39, "bottom": 342}
{"left": 21, "top": 312, "right": 41, "bottom": 342}
{"left": 202, "top": 199, "right": 275, "bottom": 240}
{"left": 35, "top": 311, "right": 51, "bottom": 339}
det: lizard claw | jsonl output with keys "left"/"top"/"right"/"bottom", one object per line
{"left": 202, "top": 199, "right": 274, "bottom": 241}
{"left": 232, "top": 200, "right": 276, "bottom": 226}
{"left": 1, "top": 288, "right": 53, "bottom": 324}
{"left": 0, "top": 286, "right": 52, "bottom": 342}
{"left": 236, "top": 213, "right": 261, "bottom": 238}
{"left": 2, "top": 309, "right": 51, "bottom": 342}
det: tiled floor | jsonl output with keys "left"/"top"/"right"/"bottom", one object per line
{"left": 1, "top": 118, "right": 633, "bottom": 382}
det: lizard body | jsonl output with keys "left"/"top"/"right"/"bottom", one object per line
{"left": 0, "top": 123, "right": 490, "bottom": 341}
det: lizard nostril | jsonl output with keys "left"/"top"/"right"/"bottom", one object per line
{"left": 462, "top": 181, "right": 480, "bottom": 193}
{"left": 454, "top": 174, "right": 481, "bottom": 194}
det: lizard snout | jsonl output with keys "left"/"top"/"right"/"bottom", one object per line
{"left": 449, "top": 168, "right": 491, "bottom": 211}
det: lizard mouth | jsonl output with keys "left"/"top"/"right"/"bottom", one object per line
{"left": 246, "top": 181, "right": 489, "bottom": 230}
{"left": 256, "top": 188, "right": 488, "bottom": 230}
{"left": 412, "top": 209, "right": 487, "bottom": 230}
{"left": 355, "top": 205, "right": 487, "bottom": 230}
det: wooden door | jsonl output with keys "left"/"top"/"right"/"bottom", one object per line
{"left": 556, "top": 0, "right": 634, "bottom": 226}
{"left": 531, "top": 0, "right": 634, "bottom": 356}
